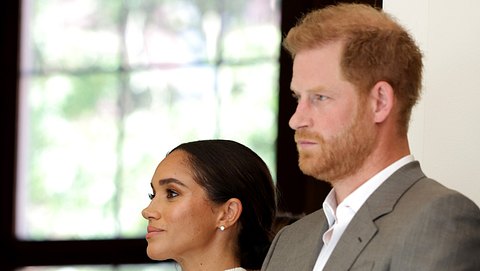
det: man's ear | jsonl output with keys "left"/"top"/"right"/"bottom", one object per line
{"left": 217, "top": 198, "right": 242, "bottom": 230}
{"left": 370, "top": 81, "right": 395, "bottom": 124}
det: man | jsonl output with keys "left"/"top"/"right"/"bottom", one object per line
{"left": 262, "top": 3, "right": 480, "bottom": 271}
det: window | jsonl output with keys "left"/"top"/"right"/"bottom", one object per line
{"left": 1, "top": 0, "right": 380, "bottom": 270}
{"left": 17, "top": 0, "right": 280, "bottom": 241}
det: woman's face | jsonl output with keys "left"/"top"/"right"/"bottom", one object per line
{"left": 142, "top": 150, "right": 222, "bottom": 262}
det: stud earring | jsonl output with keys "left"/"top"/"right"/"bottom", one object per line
{"left": 219, "top": 225, "right": 225, "bottom": 231}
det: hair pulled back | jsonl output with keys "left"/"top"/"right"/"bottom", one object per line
{"left": 171, "top": 139, "right": 277, "bottom": 269}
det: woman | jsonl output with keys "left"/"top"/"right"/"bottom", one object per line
{"left": 142, "top": 139, "right": 277, "bottom": 271}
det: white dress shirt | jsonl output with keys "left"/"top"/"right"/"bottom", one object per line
{"left": 312, "top": 155, "right": 414, "bottom": 271}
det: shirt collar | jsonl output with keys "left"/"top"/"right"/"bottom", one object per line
{"left": 322, "top": 155, "right": 414, "bottom": 225}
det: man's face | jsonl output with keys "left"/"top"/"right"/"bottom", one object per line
{"left": 289, "top": 41, "right": 376, "bottom": 183}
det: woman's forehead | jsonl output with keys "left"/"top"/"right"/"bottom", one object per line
{"left": 152, "top": 151, "right": 194, "bottom": 185}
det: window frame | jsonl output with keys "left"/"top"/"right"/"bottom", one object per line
{"left": 1, "top": 0, "right": 381, "bottom": 270}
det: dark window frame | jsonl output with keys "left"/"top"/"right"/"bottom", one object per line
{"left": 1, "top": 0, "right": 380, "bottom": 270}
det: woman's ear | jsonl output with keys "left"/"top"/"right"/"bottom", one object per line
{"left": 217, "top": 198, "right": 242, "bottom": 230}
{"left": 370, "top": 81, "right": 394, "bottom": 124}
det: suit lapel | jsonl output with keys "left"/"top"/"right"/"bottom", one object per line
{"left": 293, "top": 210, "right": 329, "bottom": 270}
{"left": 323, "top": 161, "right": 426, "bottom": 270}
{"left": 305, "top": 216, "right": 329, "bottom": 269}
{"left": 323, "top": 206, "right": 378, "bottom": 270}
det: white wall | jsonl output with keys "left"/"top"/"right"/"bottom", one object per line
{"left": 383, "top": 0, "right": 480, "bottom": 206}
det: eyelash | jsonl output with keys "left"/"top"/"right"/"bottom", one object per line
{"left": 291, "top": 93, "right": 328, "bottom": 103}
{"left": 166, "top": 189, "right": 179, "bottom": 198}
{"left": 291, "top": 93, "right": 299, "bottom": 102}
{"left": 148, "top": 189, "right": 179, "bottom": 200}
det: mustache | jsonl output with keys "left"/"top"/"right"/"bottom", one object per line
{"left": 294, "top": 130, "right": 324, "bottom": 142}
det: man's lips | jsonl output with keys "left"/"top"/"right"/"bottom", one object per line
{"left": 296, "top": 139, "right": 316, "bottom": 144}
{"left": 146, "top": 226, "right": 164, "bottom": 239}
{"left": 295, "top": 138, "right": 317, "bottom": 147}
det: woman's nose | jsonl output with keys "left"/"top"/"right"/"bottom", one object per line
{"left": 142, "top": 202, "right": 158, "bottom": 220}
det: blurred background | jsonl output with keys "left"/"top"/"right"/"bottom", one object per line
{"left": 16, "top": 0, "right": 281, "bottom": 242}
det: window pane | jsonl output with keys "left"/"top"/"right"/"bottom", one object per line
{"left": 17, "top": 0, "right": 281, "bottom": 240}
{"left": 22, "top": 0, "right": 121, "bottom": 71}
{"left": 216, "top": 63, "right": 279, "bottom": 166}
{"left": 17, "top": 73, "right": 122, "bottom": 239}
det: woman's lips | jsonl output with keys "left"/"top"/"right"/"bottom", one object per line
{"left": 146, "top": 226, "right": 164, "bottom": 239}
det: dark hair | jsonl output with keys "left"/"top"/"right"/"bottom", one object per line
{"left": 170, "top": 139, "right": 277, "bottom": 269}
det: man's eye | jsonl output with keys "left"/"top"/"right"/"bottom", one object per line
{"left": 315, "top": 95, "right": 328, "bottom": 101}
{"left": 166, "top": 189, "right": 179, "bottom": 199}
{"left": 148, "top": 193, "right": 155, "bottom": 200}
{"left": 291, "top": 92, "right": 300, "bottom": 102}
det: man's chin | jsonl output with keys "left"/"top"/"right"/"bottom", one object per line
{"left": 298, "top": 159, "right": 336, "bottom": 183}
{"left": 298, "top": 158, "right": 318, "bottom": 176}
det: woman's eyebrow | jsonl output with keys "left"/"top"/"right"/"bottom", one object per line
{"left": 158, "top": 178, "right": 187, "bottom": 187}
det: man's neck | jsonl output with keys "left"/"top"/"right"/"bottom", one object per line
{"left": 332, "top": 148, "right": 410, "bottom": 204}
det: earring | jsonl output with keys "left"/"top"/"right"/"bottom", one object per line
{"left": 219, "top": 225, "right": 225, "bottom": 231}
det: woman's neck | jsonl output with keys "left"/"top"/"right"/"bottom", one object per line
{"left": 176, "top": 226, "right": 242, "bottom": 271}
{"left": 176, "top": 245, "right": 240, "bottom": 271}
{"left": 178, "top": 258, "right": 241, "bottom": 271}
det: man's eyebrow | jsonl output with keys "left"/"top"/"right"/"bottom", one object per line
{"left": 290, "top": 85, "right": 326, "bottom": 93}
{"left": 308, "top": 86, "right": 327, "bottom": 92}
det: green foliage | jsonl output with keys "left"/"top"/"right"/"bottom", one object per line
{"left": 61, "top": 74, "right": 116, "bottom": 119}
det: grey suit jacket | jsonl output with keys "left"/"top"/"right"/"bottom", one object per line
{"left": 262, "top": 161, "right": 480, "bottom": 270}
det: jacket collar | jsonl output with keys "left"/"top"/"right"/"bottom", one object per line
{"left": 323, "top": 161, "right": 425, "bottom": 270}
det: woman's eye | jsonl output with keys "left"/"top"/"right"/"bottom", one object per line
{"left": 148, "top": 193, "right": 155, "bottom": 200}
{"left": 166, "top": 189, "right": 179, "bottom": 199}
